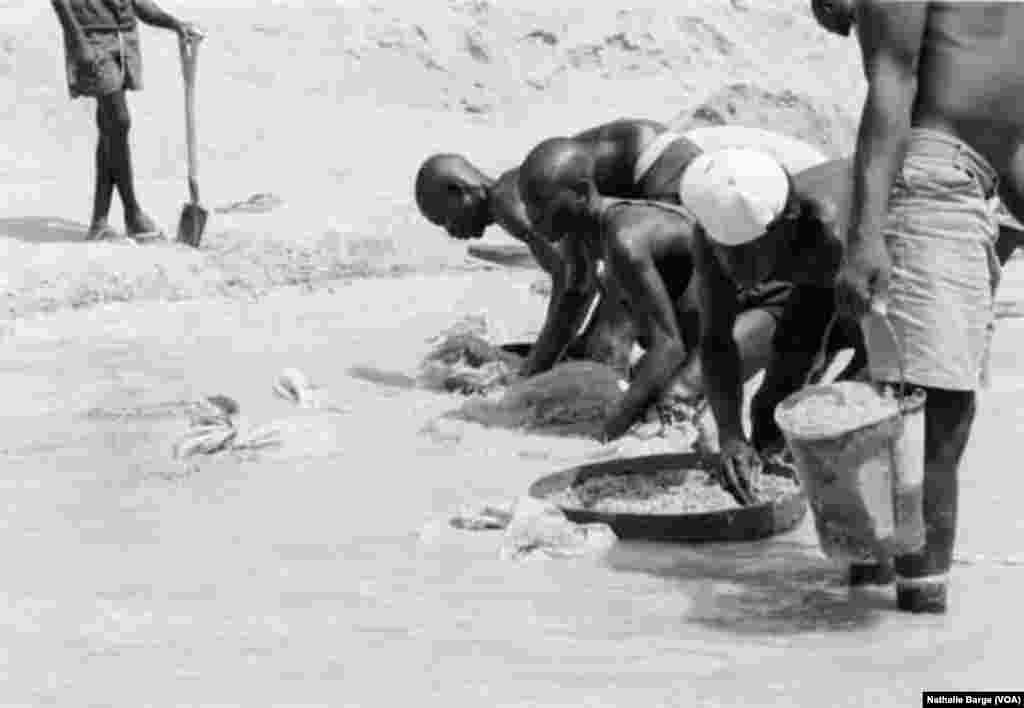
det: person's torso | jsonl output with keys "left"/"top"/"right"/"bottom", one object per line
{"left": 778, "top": 158, "right": 850, "bottom": 287}
{"left": 773, "top": 219, "right": 844, "bottom": 290}
{"left": 911, "top": 3, "right": 1024, "bottom": 172}
{"left": 598, "top": 199, "right": 697, "bottom": 304}
{"left": 70, "top": 0, "right": 136, "bottom": 32}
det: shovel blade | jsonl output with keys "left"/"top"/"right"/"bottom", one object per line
{"left": 177, "top": 202, "right": 208, "bottom": 248}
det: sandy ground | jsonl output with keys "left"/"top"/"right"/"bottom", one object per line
{"left": 0, "top": 0, "right": 1022, "bottom": 705}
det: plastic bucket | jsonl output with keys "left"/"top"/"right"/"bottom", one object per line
{"left": 774, "top": 308, "right": 927, "bottom": 563}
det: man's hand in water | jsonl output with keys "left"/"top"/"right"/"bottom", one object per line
{"left": 716, "top": 438, "right": 762, "bottom": 506}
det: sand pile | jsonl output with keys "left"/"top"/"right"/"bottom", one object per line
{"left": 670, "top": 82, "right": 856, "bottom": 158}
{"left": 417, "top": 314, "right": 524, "bottom": 394}
{"left": 776, "top": 381, "right": 900, "bottom": 439}
{"left": 499, "top": 360, "right": 627, "bottom": 427}
{"left": 449, "top": 359, "right": 627, "bottom": 438}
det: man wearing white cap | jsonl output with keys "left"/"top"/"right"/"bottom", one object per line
{"left": 516, "top": 138, "right": 855, "bottom": 481}
{"left": 685, "top": 149, "right": 870, "bottom": 506}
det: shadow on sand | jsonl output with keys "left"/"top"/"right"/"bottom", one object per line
{"left": 345, "top": 363, "right": 602, "bottom": 438}
{"left": 0, "top": 217, "right": 90, "bottom": 244}
{"left": 441, "top": 398, "right": 604, "bottom": 438}
{"left": 606, "top": 537, "right": 891, "bottom": 635}
{"left": 430, "top": 402, "right": 604, "bottom": 439}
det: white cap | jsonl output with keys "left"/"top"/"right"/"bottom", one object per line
{"left": 678, "top": 148, "right": 790, "bottom": 246}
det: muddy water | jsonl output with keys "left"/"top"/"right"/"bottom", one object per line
{"left": 0, "top": 268, "right": 1020, "bottom": 706}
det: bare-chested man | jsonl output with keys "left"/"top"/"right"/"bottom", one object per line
{"left": 52, "top": 1, "right": 202, "bottom": 242}
{"left": 812, "top": 0, "right": 1024, "bottom": 261}
{"left": 415, "top": 121, "right": 825, "bottom": 377}
{"left": 516, "top": 137, "right": 839, "bottom": 464}
{"left": 815, "top": 0, "right": 1024, "bottom": 614}
{"left": 683, "top": 150, "right": 878, "bottom": 516}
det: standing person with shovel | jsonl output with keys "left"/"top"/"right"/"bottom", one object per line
{"left": 52, "top": 0, "right": 203, "bottom": 243}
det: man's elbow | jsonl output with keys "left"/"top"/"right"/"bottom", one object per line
{"left": 865, "top": 68, "right": 918, "bottom": 121}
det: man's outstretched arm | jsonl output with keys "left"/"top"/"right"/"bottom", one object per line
{"left": 695, "top": 232, "right": 744, "bottom": 448}
{"left": 694, "top": 229, "right": 759, "bottom": 505}
{"left": 134, "top": 0, "right": 203, "bottom": 38}
{"left": 520, "top": 236, "right": 595, "bottom": 377}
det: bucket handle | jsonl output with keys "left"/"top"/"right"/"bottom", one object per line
{"left": 806, "top": 302, "right": 910, "bottom": 407}
{"left": 867, "top": 300, "right": 910, "bottom": 404}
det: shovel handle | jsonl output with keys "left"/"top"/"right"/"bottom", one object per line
{"left": 179, "top": 36, "right": 201, "bottom": 193}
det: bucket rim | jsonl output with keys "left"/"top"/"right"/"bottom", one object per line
{"left": 774, "top": 381, "right": 926, "bottom": 443}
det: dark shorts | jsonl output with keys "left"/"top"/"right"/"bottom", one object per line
{"left": 675, "top": 280, "right": 794, "bottom": 353}
{"left": 65, "top": 28, "right": 143, "bottom": 99}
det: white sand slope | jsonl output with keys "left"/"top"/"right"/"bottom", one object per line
{"left": 0, "top": 0, "right": 863, "bottom": 319}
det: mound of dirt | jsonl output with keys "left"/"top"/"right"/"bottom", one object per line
{"left": 451, "top": 360, "right": 626, "bottom": 437}
{"left": 417, "top": 315, "right": 524, "bottom": 394}
{"left": 500, "top": 360, "right": 626, "bottom": 427}
{"left": 670, "top": 82, "right": 857, "bottom": 159}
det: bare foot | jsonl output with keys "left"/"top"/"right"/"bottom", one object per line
{"left": 85, "top": 221, "right": 122, "bottom": 242}
{"left": 124, "top": 210, "right": 166, "bottom": 242}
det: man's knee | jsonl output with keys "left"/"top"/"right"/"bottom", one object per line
{"left": 923, "top": 387, "right": 977, "bottom": 458}
{"left": 924, "top": 388, "right": 977, "bottom": 424}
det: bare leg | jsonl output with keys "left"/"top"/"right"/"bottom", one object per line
{"left": 893, "top": 388, "right": 976, "bottom": 613}
{"left": 88, "top": 102, "right": 117, "bottom": 239}
{"left": 97, "top": 91, "right": 159, "bottom": 236}
{"left": 673, "top": 307, "right": 779, "bottom": 396}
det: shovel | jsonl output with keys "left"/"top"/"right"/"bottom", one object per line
{"left": 176, "top": 35, "right": 207, "bottom": 247}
